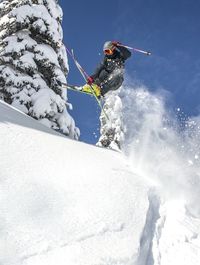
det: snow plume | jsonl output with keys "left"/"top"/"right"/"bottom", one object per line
{"left": 97, "top": 68, "right": 125, "bottom": 150}
{"left": 121, "top": 83, "right": 200, "bottom": 217}
{"left": 97, "top": 89, "right": 125, "bottom": 151}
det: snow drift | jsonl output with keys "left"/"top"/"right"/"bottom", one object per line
{"left": 0, "top": 94, "right": 200, "bottom": 265}
{"left": 0, "top": 100, "right": 149, "bottom": 265}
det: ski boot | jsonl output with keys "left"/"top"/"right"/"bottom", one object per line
{"left": 82, "top": 83, "right": 101, "bottom": 98}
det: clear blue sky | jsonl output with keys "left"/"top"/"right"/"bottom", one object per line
{"left": 60, "top": 0, "right": 200, "bottom": 144}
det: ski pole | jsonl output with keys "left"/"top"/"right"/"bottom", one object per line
{"left": 65, "top": 45, "right": 90, "bottom": 79}
{"left": 118, "top": 44, "right": 151, "bottom": 56}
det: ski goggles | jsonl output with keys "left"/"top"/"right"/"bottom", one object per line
{"left": 104, "top": 48, "right": 115, "bottom": 55}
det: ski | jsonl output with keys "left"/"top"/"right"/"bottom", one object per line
{"left": 70, "top": 50, "right": 101, "bottom": 100}
{"left": 62, "top": 83, "right": 97, "bottom": 97}
{"left": 65, "top": 46, "right": 109, "bottom": 121}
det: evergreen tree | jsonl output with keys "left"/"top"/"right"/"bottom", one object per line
{"left": 97, "top": 89, "right": 125, "bottom": 150}
{"left": 0, "top": 0, "right": 79, "bottom": 139}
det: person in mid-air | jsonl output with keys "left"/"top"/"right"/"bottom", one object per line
{"left": 82, "top": 41, "right": 131, "bottom": 98}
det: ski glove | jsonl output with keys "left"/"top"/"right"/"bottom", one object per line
{"left": 87, "top": 76, "right": 94, "bottom": 85}
{"left": 112, "top": 41, "right": 121, "bottom": 47}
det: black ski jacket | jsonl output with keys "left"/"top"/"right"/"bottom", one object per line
{"left": 91, "top": 46, "right": 131, "bottom": 95}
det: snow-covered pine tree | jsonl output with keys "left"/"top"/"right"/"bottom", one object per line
{"left": 0, "top": 0, "right": 79, "bottom": 139}
{"left": 97, "top": 89, "right": 125, "bottom": 150}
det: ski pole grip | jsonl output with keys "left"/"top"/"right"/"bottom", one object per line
{"left": 87, "top": 76, "right": 94, "bottom": 85}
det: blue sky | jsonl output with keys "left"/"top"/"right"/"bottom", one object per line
{"left": 60, "top": 0, "right": 200, "bottom": 144}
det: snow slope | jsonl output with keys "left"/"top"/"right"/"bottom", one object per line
{"left": 0, "top": 99, "right": 200, "bottom": 265}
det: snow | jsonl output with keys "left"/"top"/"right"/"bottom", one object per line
{"left": 10, "top": 5, "right": 62, "bottom": 45}
{"left": 2, "top": 31, "right": 37, "bottom": 54}
{"left": 35, "top": 44, "right": 60, "bottom": 67}
{"left": 30, "top": 88, "right": 65, "bottom": 118}
{"left": 1, "top": 2, "right": 199, "bottom": 261}
{"left": 1, "top": 84, "right": 200, "bottom": 264}
{"left": 0, "top": 100, "right": 149, "bottom": 265}
{"left": 0, "top": 13, "right": 12, "bottom": 27}
{"left": 121, "top": 84, "right": 200, "bottom": 215}
{"left": 44, "top": 0, "right": 63, "bottom": 21}
{"left": 98, "top": 89, "right": 125, "bottom": 150}
{"left": 57, "top": 44, "right": 69, "bottom": 73}
{"left": 15, "top": 52, "right": 37, "bottom": 70}
{"left": 0, "top": 1, "right": 78, "bottom": 139}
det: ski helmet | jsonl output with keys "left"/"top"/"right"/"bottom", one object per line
{"left": 103, "top": 41, "right": 115, "bottom": 55}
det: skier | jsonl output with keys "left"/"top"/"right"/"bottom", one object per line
{"left": 82, "top": 41, "right": 131, "bottom": 98}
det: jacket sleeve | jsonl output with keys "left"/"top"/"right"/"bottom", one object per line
{"left": 90, "top": 59, "right": 105, "bottom": 80}
{"left": 117, "top": 46, "right": 131, "bottom": 60}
